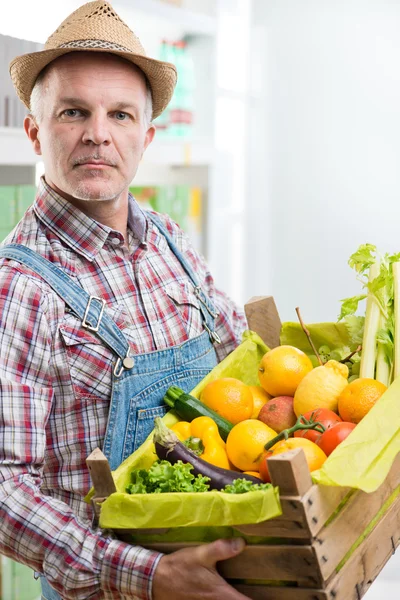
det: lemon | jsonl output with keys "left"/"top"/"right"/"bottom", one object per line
{"left": 258, "top": 345, "right": 313, "bottom": 397}
{"left": 293, "top": 360, "right": 349, "bottom": 416}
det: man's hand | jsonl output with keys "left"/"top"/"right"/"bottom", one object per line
{"left": 152, "top": 538, "right": 250, "bottom": 599}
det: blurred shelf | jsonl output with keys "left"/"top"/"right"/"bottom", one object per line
{"left": 0, "top": 127, "right": 39, "bottom": 166}
{"left": 115, "top": 0, "right": 217, "bottom": 37}
{"left": 142, "top": 139, "right": 216, "bottom": 166}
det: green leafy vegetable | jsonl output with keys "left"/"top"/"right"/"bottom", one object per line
{"left": 338, "top": 295, "right": 367, "bottom": 321}
{"left": 343, "top": 315, "right": 365, "bottom": 346}
{"left": 222, "top": 479, "right": 272, "bottom": 494}
{"left": 126, "top": 460, "right": 271, "bottom": 495}
{"left": 339, "top": 244, "right": 400, "bottom": 385}
{"left": 126, "top": 460, "right": 210, "bottom": 494}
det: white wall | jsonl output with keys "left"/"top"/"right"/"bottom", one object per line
{"left": 245, "top": 2, "right": 400, "bottom": 590}
{"left": 245, "top": 0, "right": 400, "bottom": 323}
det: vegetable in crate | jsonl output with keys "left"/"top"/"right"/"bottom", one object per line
{"left": 257, "top": 395, "right": 297, "bottom": 433}
{"left": 293, "top": 359, "right": 349, "bottom": 416}
{"left": 200, "top": 377, "right": 254, "bottom": 424}
{"left": 316, "top": 422, "right": 356, "bottom": 457}
{"left": 126, "top": 460, "right": 210, "bottom": 494}
{"left": 294, "top": 408, "right": 342, "bottom": 443}
{"left": 259, "top": 437, "right": 327, "bottom": 483}
{"left": 258, "top": 345, "right": 313, "bottom": 396}
{"left": 248, "top": 385, "right": 272, "bottom": 418}
{"left": 337, "top": 378, "right": 387, "bottom": 424}
{"left": 164, "top": 385, "right": 233, "bottom": 440}
{"left": 338, "top": 244, "right": 400, "bottom": 385}
{"left": 153, "top": 417, "right": 260, "bottom": 490}
{"left": 126, "top": 459, "right": 272, "bottom": 494}
{"left": 225, "top": 419, "right": 277, "bottom": 472}
{"left": 170, "top": 416, "right": 230, "bottom": 469}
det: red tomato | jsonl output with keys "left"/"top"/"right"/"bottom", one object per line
{"left": 258, "top": 451, "right": 272, "bottom": 483}
{"left": 317, "top": 422, "right": 356, "bottom": 456}
{"left": 294, "top": 408, "right": 342, "bottom": 443}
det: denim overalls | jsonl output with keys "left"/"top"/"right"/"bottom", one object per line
{"left": 0, "top": 212, "right": 220, "bottom": 600}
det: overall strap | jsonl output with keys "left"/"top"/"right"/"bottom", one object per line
{"left": 146, "top": 212, "right": 221, "bottom": 344}
{"left": 0, "top": 244, "right": 131, "bottom": 376}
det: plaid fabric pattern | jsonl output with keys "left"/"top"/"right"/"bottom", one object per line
{"left": 0, "top": 178, "right": 247, "bottom": 599}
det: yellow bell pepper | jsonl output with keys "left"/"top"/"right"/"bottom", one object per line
{"left": 171, "top": 416, "right": 231, "bottom": 470}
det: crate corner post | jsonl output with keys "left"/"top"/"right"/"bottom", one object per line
{"left": 244, "top": 295, "right": 282, "bottom": 349}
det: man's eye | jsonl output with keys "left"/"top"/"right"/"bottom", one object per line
{"left": 63, "top": 109, "right": 81, "bottom": 117}
{"left": 115, "top": 112, "right": 129, "bottom": 121}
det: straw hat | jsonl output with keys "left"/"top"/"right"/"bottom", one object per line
{"left": 9, "top": 1, "right": 177, "bottom": 119}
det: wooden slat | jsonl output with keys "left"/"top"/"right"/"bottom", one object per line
{"left": 244, "top": 296, "right": 282, "bottom": 349}
{"left": 232, "top": 584, "right": 328, "bottom": 600}
{"left": 234, "top": 517, "right": 311, "bottom": 539}
{"left": 268, "top": 449, "right": 313, "bottom": 497}
{"left": 140, "top": 542, "right": 322, "bottom": 587}
{"left": 325, "top": 491, "right": 400, "bottom": 599}
{"left": 220, "top": 545, "right": 322, "bottom": 587}
{"left": 86, "top": 447, "right": 116, "bottom": 497}
{"left": 302, "top": 485, "right": 353, "bottom": 536}
{"left": 236, "top": 485, "right": 352, "bottom": 540}
{"left": 314, "top": 454, "right": 400, "bottom": 580}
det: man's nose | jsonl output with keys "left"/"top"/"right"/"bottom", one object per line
{"left": 81, "top": 114, "right": 111, "bottom": 145}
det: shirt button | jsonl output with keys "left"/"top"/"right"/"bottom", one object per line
{"left": 111, "top": 237, "right": 121, "bottom": 246}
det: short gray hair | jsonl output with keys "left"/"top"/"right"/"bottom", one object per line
{"left": 30, "top": 58, "right": 153, "bottom": 126}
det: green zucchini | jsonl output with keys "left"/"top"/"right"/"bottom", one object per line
{"left": 163, "top": 385, "right": 233, "bottom": 441}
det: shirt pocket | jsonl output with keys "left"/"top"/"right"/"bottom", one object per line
{"left": 58, "top": 307, "right": 126, "bottom": 401}
{"left": 164, "top": 283, "right": 204, "bottom": 338}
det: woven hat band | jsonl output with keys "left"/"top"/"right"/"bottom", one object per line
{"left": 59, "top": 40, "right": 131, "bottom": 53}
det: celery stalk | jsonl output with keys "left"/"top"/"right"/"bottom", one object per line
{"left": 392, "top": 261, "right": 400, "bottom": 379}
{"left": 375, "top": 313, "right": 390, "bottom": 386}
{"left": 359, "top": 262, "right": 381, "bottom": 379}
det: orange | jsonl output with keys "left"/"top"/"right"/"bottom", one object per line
{"left": 338, "top": 378, "right": 387, "bottom": 424}
{"left": 258, "top": 345, "right": 313, "bottom": 397}
{"left": 249, "top": 385, "right": 272, "bottom": 418}
{"left": 201, "top": 377, "right": 253, "bottom": 425}
{"left": 226, "top": 419, "right": 277, "bottom": 471}
{"left": 244, "top": 470, "right": 263, "bottom": 479}
{"left": 267, "top": 437, "right": 327, "bottom": 472}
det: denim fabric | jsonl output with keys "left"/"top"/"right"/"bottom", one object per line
{"left": 104, "top": 328, "right": 217, "bottom": 468}
{"left": 40, "top": 575, "right": 63, "bottom": 599}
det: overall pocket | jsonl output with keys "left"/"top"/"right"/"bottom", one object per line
{"left": 130, "top": 368, "right": 213, "bottom": 454}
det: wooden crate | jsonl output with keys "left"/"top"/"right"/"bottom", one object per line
{"left": 87, "top": 445, "right": 400, "bottom": 600}
{"left": 86, "top": 296, "right": 400, "bottom": 599}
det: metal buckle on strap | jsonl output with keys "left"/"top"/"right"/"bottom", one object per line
{"left": 82, "top": 296, "right": 106, "bottom": 332}
{"left": 204, "top": 321, "right": 222, "bottom": 344}
{"left": 194, "top": 286, "right": 219, "bottom": 318}
{"left": 113, "top": 350, "right": 135, "bottom": 378}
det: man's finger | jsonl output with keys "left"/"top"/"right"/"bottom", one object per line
{"left": 193, "top": 538, "right": 246, "bottom": 569}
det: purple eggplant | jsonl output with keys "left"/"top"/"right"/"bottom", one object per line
{"left": 153, "top": 417, "right": 261, "bottom": 491}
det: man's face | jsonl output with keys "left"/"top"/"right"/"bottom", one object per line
{"left": 25, "top": 52, "right": 155, "bottom": 203}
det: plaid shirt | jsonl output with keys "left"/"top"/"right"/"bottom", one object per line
{"left": 0, "top": 178, "right": 246, "bottom": 599}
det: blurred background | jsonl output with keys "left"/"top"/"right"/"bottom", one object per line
{"left": 0, "top": 0, "right": 399, "bottom": 598}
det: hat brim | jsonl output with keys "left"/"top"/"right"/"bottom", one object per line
{"left": 10, "top": 47, "right": 177, "bottom": 120}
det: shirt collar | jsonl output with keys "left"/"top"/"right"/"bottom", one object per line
{"left": 33, "top": 177, "right": 147, "bottom": 261}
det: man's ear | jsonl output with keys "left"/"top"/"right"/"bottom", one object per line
{"left": 142, "top": 123, "right": 156, "bottom": 157}
{"left": 24, "top": 114, "right": 42, "bottom": 156}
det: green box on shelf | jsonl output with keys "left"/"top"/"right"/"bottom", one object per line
{"left": 1, "top": 556, "right": 41, "bottom": 600}
{"left": 17, "top": 185, "right": 36, "bottom": 215}
{"left": 0, "top": 186, "right": 18, "bottom": 229}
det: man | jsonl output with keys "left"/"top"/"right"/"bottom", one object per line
{"left": 0, "top": 2, "right": 249, "bottom": 599}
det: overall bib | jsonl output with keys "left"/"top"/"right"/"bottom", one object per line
{"left": 0, "top": 213, "right": 220, "bottom": 600}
